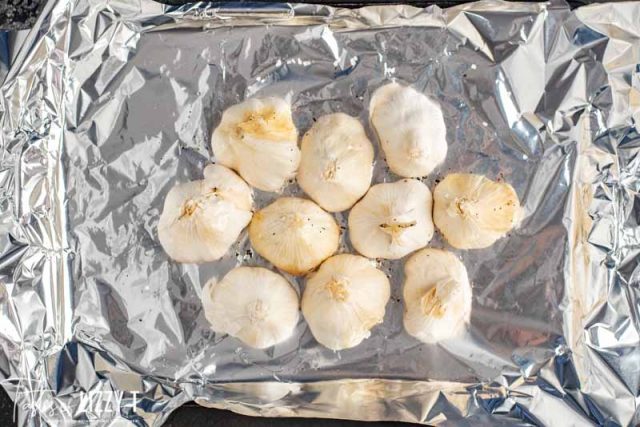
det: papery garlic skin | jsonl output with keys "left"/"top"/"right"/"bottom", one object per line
{"left": 298, "top": 113, "right": 374, "bottom": 212}
{"left": 301, "top": 254, "right": 390, "bottom": 350}
{"left": 433, "top": 173, "right": 520, "bottom": 249}
{"left": 202, "top": 267, "right": 299, "bottom": 349}
{"left": 211, "top": 97, "right": 300, "bottom": 192}
{"left": 369, "top": 82, "right": 447, "bottom": 178}
{"left": 348, "top": 179, "right": 434, "bottom": 260}
{"left": 403, "top": 248, "right": 471, "bottom": 343}
{"left": 158, "top": 164, "right": 253, "bottom": 263}
{"left": 203, "top": 163, "right": 253, "bottom": 211}
{"left": 249, "top": 197, "right": 340, "bottom": 275}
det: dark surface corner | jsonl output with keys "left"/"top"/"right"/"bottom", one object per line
{"left": 0, "top": 0, "right": 597, "bottom": 30}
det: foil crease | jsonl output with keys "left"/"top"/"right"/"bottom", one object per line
{"left": 0, "top": 0, "right": 638, "bottom": 425}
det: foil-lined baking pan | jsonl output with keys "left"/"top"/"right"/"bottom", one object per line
{"left": 0, "top": 0, "right": 638, "bottom": 425}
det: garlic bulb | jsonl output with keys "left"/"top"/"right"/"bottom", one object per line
{"left": 157, "top": 164, "right": 253, "bottom": 263}
{"left": 403, "top": 248, "right": 472, "bottom": 343}
{"left": 211, "top": 97, "right": 300, "bottom": 192}
{"left": 297, "top": 113, "right": 374, "bottom": 212}
{"left": 433, "top": 173, "right": 520, "bottom": 249}
{"left": 301, "top": 254, "right": 390, "bottom": 350}
{"left": 249, "top": 197, "right": 340, "bottom": 275}
{"left": 369, "top": 82, "right": 447, "bottom": 177}
{"left": 348, "top": 179, "right": 434, "bottom": 260}
{"left": 202, "top": 266, "right": 299, "bottom": 349}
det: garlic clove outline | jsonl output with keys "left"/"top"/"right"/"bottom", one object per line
{"left": 297, "top": 113, "right": 374, "bottom": 212}
{"left": 211, "top": 97, "right": 300, "bottom": 192}
{"left": 157, "top": 164, "right": 253, "bottom": 263}
{"left": 369, "top": 82, "right": 447, "bottom": 178}
{"left": 202, "top": 266, "right": 299, "bottom": 349}
{"left": 301, "top": 254, "right": 390, "bottom": 350}
{"left": 348, "top": 179, "right": 434, "bottom": 260}
{"left": 433, "top": 173, "right": 520, "bottom": 249}
{"left": 249, "top": 197, "right": 340, "bottom": 275}
{"left": 402, "top": 248, "right": 472, "bottom": 344}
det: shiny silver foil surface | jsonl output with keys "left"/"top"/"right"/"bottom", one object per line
{"left": 0, "top": 0, "right": 638, "bottom": 425}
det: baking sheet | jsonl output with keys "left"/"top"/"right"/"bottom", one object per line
{"left": 0, "top": 0, "right": 638, "bottom": 425}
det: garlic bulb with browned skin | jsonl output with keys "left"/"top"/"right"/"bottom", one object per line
{"left": 403, "top": 248, "right": 472, "bottom": 343}
{"left": 202, "top": 266, "right": 299, "bottom": 349}
{"left": 433, "top": 173, "right": 520, "bottom": 249}
{"left": 249, "top": 197, "right": 340, "bottom": 275}
{"left": 211, "top": 97, "right": 300, "bottom": 192}
{"left": 297, "top": 113, "right": 374, "bottom": 212}
{"left": 348, "top": 179, "right": 434, "bottom": 260}
{"left": 157, "top": 164, "right": 253, "bottom": 263}
{"left": 301, "top": 254, "right": 390, "bottom": 350}
{"left": 369, "top": 82, "right": 447, "bottom": 178}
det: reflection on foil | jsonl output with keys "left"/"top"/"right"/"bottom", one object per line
{"left": 0, "top": 0, "right": 638, "bottom": 425}
{"left": 0, "top": 29, "right": 29, "bottom": 84}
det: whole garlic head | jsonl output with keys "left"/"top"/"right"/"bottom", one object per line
{"left": 249, "top": 197, "right": 340, "bottom": 275}
{"left": 202, "top": 266, "right": 299, "bottom": 349}
{"left": 301, "top": 254, "right": 390, "bottom": 350}
{"left": 403, "top": 248, "right": 472, "bottom": 343}
{"left": 348, "top": 179, "right": 434, "bottom": 260}
{"left": 158, "top": 164, "right": 253, "bottom": 263}
{"left": 211, "top": 97, "right": 300, "bottom": 192}
{"left": 433, "top": 173, "right": 520, "bottom": 249}
{"left": 369, "top": 82, "right": 447, "bottom": 178}
{"left": 297, "top": 113, "right": 374, "bottom": 212}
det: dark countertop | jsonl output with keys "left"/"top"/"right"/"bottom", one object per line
{"left": 0, "top": 0, "right": 596, "bottom": 30}
{"left": 0, "top": 0, "right": 45, "bottom": 30}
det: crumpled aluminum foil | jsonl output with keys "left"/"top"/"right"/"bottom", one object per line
{"left": 0, "top": 0, "right": 638, "bottom": 425}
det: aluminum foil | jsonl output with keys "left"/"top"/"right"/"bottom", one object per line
{"left": 0, "top": 0, "right": 638, "bottom": 425}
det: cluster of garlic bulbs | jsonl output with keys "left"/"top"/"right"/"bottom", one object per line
{"left": 157, "top": 85, "right": 522, "bottom": 350}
